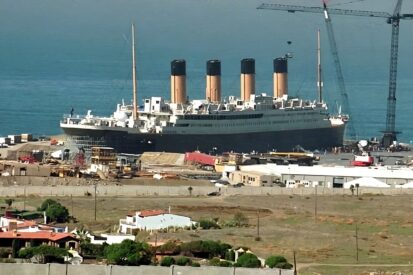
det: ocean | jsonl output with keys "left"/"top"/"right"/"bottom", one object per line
{"left": 0, "top": 0, "right": 412, "bottom": 144}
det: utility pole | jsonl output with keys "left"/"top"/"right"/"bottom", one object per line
{"left": 356, "top": 183, "right": 360, "bottom": 197}
{"left": 23, "top": 186, "right": 26, "bottom": 211}
{"left": 314, "top": 184, "right": 318, "bottom": 223}
{"left": 355, "top": 223, "right": 359, "bottom": 262}
{"left": 71, "top": 194, "right": 74, "bottom": 216}
{"left": 94, "top": 183, "right": 97, "bottom": 221}
{"left": 293, "top": 250, "right": 297, "bottom": 275}
{"left": 257, "top": 210, "right": 260, "bottom": 240}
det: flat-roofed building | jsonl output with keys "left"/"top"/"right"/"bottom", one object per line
{"left": 228, "top": 170, "right": 279, "bottom": 187}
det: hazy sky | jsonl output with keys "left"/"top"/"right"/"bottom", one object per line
{"left": 1, "top": 0, "right": 412, "bottom": 82}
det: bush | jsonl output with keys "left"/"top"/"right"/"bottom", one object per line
{"left": 224, "top": 249, "right": 235, "bottom": 261}
{"left": 104, "top": 239, "right": 152, "bottom": 266}
{"left": 175, "top": 256, "right": 191, "bottom": 266}
{"left": 80, "top": 243, "right": 107, "bottom": 258}
{"left": 232, "top": 212, "right": 249, "bottom": 227}
{"left": 38, "top": 199, "right": 59, "bottom": 211}
{"left": 4, "top": 199, "right": 14, "bottom": 208}
{"left": 180, "top": 240, "right": 232, "bottom": 259}
{"left": 208, "top": 257, "right": 221, "bottom": 266}
{"left": 265, "top": 255, "right": 288, "bottom": 268}
{"left": 218, "top": 260, "right": 233, "bottom": 267}
{"left": 275, "top": 262, "right": 293, "bottom": 269}
{"left": 46, "top": 203, "right": 70, "bottom": 223}
{"left": 0, "top": 248, "right": 11, "bottom": 258}
{"left": 38, "top": 199, "right": 70, "bottom": 223}
{"left": 18, "top": 245, "right": 68, "bottom": 263}
{"left": 210, "top": 257, "right": 232, "bottom": 267}
{"left": 160, "top": 256, "right": 175, "bottom": 267}
{"left": 236, "top": 253, "right": 261, "bottom": 268}
{"left": 157, "top": 241, "right": 181, "bottom": 255}
{"left": 191, "top": 262, "right": 201, "bottom": 267}
{"left": 198, "top": 219, "right": 220, "bottom": 230}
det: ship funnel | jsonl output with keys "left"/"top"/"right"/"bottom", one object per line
{"left": 241, "top": 58, "right": 255, "bottom": 101}
{"left": 273, "top": 58, "right": 288, "bottom": 98}
{"left": 171, "top": 59, "right": 186, "bottom": 104}
{"left": 206, "top": 60, "right": 221, "bottom": 103}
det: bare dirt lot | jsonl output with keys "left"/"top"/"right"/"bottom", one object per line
{"left": 5, "top": 193, "right": 413, "bottom": 274}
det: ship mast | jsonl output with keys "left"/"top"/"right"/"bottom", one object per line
{"left": 317, "top": 28, "right": 323, "bottom": 103}
{"left": 132, "top": 23, "right": 138, "bottom": 120}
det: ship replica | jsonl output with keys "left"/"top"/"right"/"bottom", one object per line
{"left": 61, "top": 26, "right": 347, "bottom": 154}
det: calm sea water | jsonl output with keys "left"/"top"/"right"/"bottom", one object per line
{"left": 1, "top": 0, "right": 412, "bottom": 144}
{"left": 1, "top": 67, "right": 412, "bottom": 143}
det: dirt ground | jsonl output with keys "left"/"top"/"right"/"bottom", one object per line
{"left": 5, "top": 193, "right": 413, "bottom": 274}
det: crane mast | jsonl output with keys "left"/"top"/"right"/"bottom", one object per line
{"left": 258, "top": 0, "right": 413, "bottom": 146}
{"left": 382, "top": 0, "right": 402, "bottom": 147}
{"left": 317, "top": 29, "right": 322, "bottom": 103}
{"left": 258, "top": 2, "right": 357, "bottom": 140}
{"left": 322, "top": 2, "right": 355, "bottom": 139}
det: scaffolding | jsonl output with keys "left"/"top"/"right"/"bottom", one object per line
{"left": 63, "top": 135, "right": 107, "bottom": 163}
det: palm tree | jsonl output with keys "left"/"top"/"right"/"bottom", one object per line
{"left": 4, "top": 198, "right": 14, "bottom": 209}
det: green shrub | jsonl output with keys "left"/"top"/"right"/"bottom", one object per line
{"left": 275, "top": 262, "right": 293, "bottom": 269}
{"left": 175, "top": 256, "right": 191, "bottom": 266}
{"left": 80, "top": 243, "right": 107, "bottom": 258}
{"left": 157, "top": 241, "right": 180, "bottom": 255}
{"left": 38, "top": 199, "right": 59, "bottom": 211}
{"left": 104, "top": 239, "right": 152, "bottom": 266}
{"left": 224, "top": 249, "right": 235, "bottom": 261}
{"left": 0, "top": 248, "right": 11, "bottom": 258}
{"left": 232, "top": 212, "right": 249, "bottom": 227}
{"left": 265, "top": 255, "right": 288, "bottom": 268}
{"left": 46, "top": 203, "right": 70, "bottom": 223}
{"left": 18, "top": 245, "right": 68, "bottom": 263}
{"left": 210, "top": 257, "right": 232, "bottom": 267}
{"left": 208, "top": 257, "right": 221, "bottom": 266}
{"left": 180, "top": 240, "right": 232, "bottom": 259}
{"left": 4, "top": 199, "right": 14, "bottom": 208}
{"left": 160, "top": 256, "right": 175, "bottom": 267}
{"left": 209, "top": 258, "right": 232, "bottom": 267}
{"left": 38, "top": 199, "right": 70, "bottom": 223}
{"left": 236, "top": 253, "right": 261, "bottom": 268}
{"left": 191, "top": 262, "right": 201, "bottom": 267}
{"left": 218, "top": 260, "right": 232, "bottom": 267}
{"left": 198, "top": 219, "right": 220, "bottom": 229}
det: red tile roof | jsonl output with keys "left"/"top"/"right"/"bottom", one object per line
{"left": 0, "top": 231, "right": 77, "bottom": 242}
{"left": 138, "top": 210, "right": 167, "bottom": 218}
{"left": 16, "top": 220, "right": 37, "bottom": 228}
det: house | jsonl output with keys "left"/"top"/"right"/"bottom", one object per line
{"left": 71, "top": 229, "right": 135, "bottom": 245}
{"left": 88, "top": 233, "right": 135, "bottom": 245}
{"left": 119, "top": 209, "right": 194, "bottom": 234}
{"left": 0, "top": 217, "right": 67, "bottom": 233}
{"left": 0, "top": 231, "right": 79, "bottom": 249}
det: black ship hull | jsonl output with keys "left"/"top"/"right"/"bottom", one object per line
{"left": 62, "top": 125, "right": 345, "bottom": 154}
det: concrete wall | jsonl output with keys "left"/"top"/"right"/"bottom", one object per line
{"left": 0, "top": 183, "right": 413, "bottom": 198}
{"left": 0, "top": 263, "right": 294, "bottom": 275}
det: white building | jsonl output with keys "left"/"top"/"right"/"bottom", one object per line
{"left": 238, "top": 164, "right": 413, "bottom": 187}
{"left": 119, "top": 209, "right": 194, "bottom": 234}
{"left": 88, "top": 233, "right": 135, "bottom": 245}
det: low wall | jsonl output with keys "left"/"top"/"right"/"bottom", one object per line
{"left": 0, "top": 263, "right": 294, "bottom": 275}
{"left": 0, "top": 182, "right": 412, "bottom": 198}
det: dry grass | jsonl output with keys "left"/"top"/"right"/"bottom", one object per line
{"left": 5, "top": 192, "right": 413, "bottom": 273}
